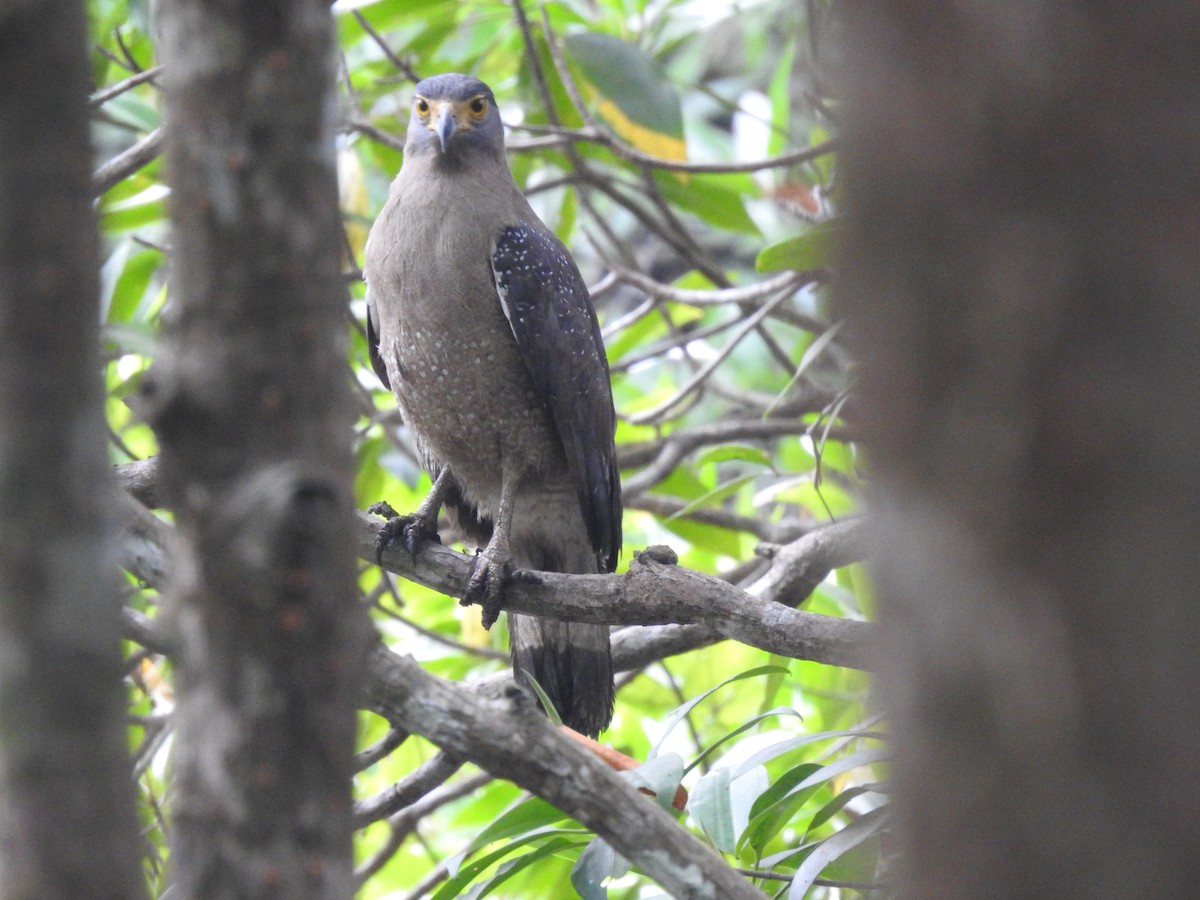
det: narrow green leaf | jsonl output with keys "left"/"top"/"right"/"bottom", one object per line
{"left": 100, "top": 184, "right": 168, "bottom": 232}
{"left": 806, "top": 784, "right": 878, "bottom": 836}
{"left": 764, "top": 323, "right": 843, "bottom": 419}
{"left": 693, "top": 444, "right": 775, "bottom": 469}
{"left": 663, "top": 473, "right": 760, "bottom": 524}
{"left": 453, "top": 796, "right": 573, "bottom": 866}
{"left": 104, "top": 93, "right": 160, "bottom": 132}
{"left": 687, "top": 707, "right": 804, "bottom": 776}
{"left": 731, "top": 731, "right": 887, "bottom": 780}
{"left": 650, "top": 666, "right": 789, "bottom": 759}
{"left": 738, "top": 763, "right": 823, "bottom": 856}
{"left": 100, "top": 243, "right": 161, "bottom": 324}
{"left": 756, "top": 219, "right": 839, "bottom": 273}
{"left": 788, "top": 806, "right": 888, "bottom": 899}
{"left": 520, "top": 669, "right": 564, "bottom": 727}
{"left": 659, "top": 515, "right": 742, "bottom": 558}
{"left": 605, "top": 308, "right": 666, "bottom": 364}
{"left": 435, "top": 831, "right": 581, "bottom": 900}
{"left": 477, "top": 837, "right": 585, "bottom": 899}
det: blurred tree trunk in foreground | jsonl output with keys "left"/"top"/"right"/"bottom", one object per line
{"left": 148, "top": 2, "right": 373, "bottom": 896}
{"left": 0, "top": 2, "right": 147, "bottom": 897}
{"left": 840, "top": 4, "right": 1200, "bottom": 897}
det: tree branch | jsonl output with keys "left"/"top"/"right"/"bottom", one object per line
{"left": 366, "top": 646, "right": 769, "bottom": 900}
{"left": 112, "top": 461, "right": 873, "bottom": 669}
{"left": 362, "top": 511, "right": 873, "bottom": 669}
{"left": 92, "top": 126, "right": 164, "bottom": 196}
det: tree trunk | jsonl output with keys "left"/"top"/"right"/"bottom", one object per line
{"left": 0, "top": 3, "right": 147, "bottom": 898}
{"left": 149, "top": 2, "right": 372, "bottom": 896}
{"left": 839, "top": 4, "right": 1200, "bottom": 897}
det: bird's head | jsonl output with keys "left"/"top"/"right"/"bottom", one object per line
{"left": 404, "top": 73, "right": 504, "bottom": 164}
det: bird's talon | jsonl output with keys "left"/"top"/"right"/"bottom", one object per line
{"left": 465, "top": 554, "right": 511, "bottom": 629}
{"left": 511, "top": 569, "right": 543, "bottom": 585}
{"left": 375, "top": 513, "right": 441, "bottom": 566}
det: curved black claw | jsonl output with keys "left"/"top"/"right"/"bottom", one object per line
{"left": 464, "top": 551, "right": 512, "bottom": 630}
{"left": 374, "top": 513, "right": 441, "bottom": 566}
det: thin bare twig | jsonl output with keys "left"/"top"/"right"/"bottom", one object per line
{"left": 355, "top": 752, "right": 465, "bottom": 826}
{"left": 515, "top": 122, "right": 840, "bottom": 176}
{"left": 620, "top": 417, "right": 810, "bottom": 495}
{"left": 90, "top": 65, "right": 163, "bottom": 107}
{"left": 92, "top": 126, "right": 164, "bottom": 196}
{"left": 353, "top": 10, "right": 421, "bottom": 83}
{"left": 628, "top": 291, "right": 792, "bottom": 425}
{"left": 355, "top": 771, "right": 492, "bottom": 886}
{"left": 347, "top": 116, "right": 406, "bottom": 152}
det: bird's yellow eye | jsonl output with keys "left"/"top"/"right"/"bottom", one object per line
{"left": 468, "top": 96, "right": 488, "bottom": 119}
{"left": 414, "top": 97, "right": 430, "bottom": 117}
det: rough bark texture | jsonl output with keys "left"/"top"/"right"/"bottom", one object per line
{"left": 0, "top": 3, "right": 147, "bottom": 898}
{"left": 363, "top": 512, "right": 873, "bottom": 669}
{"left": 839, "top": 4, "right": 1200, "bottom": 897}
{"left": 149, "top": 2, "right": 372, "bottom": 896}
{"left": 366, "top": 647, "right": 769, "bottom": 900}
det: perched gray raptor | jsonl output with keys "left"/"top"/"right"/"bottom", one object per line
{"left": 363, "top": 73, "right": 621, "bottom": 737}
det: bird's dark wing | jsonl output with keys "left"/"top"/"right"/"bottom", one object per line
{"left": 365, "top": 286, "right": 391, "bottom": 390}
{"left": 492, "top": 224, "right": 622, "bottom": 572}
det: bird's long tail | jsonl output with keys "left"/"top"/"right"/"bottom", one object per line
{"left": 509, "top": 614, "right": 613, "bottom": 738}
{"left": 449, "top": 487, "right": 615, "bottom": 738}
{"left": 506, "top": 515, "right": 614, "bottom": 737}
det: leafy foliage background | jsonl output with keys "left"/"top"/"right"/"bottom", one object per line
{"left": 91, "top": 0, "right": 880, "bottom": 895}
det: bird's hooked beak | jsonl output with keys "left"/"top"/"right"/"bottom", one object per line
{"left": 431, "top": 103, "right": 458, "bottom": 154}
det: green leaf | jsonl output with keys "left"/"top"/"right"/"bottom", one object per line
{"left": 687, "top": 707, "right": 804, "bottom": 776}
{"left": 571, "top": 837, "right": 629, "bottom": 900}
{"left": 756, "top": 218, "right": 839, "bottom": 273}
{"left": 693, "top": 444, "right": 774, "bottom": 469}
{"left": 453, "top": 796, "right": 574, "bottom": 866}
{"left": 100, "top": 184, "right": 168, "bottom": 233}
{"left": 650, "top": 666, "right": 789, "bottom": 759}
{"left": 659, "top": 515, "right": 743, "bottom": 558}
{"left": 477, "top": 837, "right": 585, "bottom": 899}
{"left": 690, "top": 766, "right": 736, "bottom": 852}
{"left": 104, "top": 93, "right": 160, "bottom": 133}
{"left": 806, "top": 785, "right": 878, "bottom": 836}
{"left": 730, "top": 732, "right": 887, "bottom": 780}
{"left": 520, "top": 670, "right": 565, "bottom": 727}
{"left": 605, "top": 307, "right": 666, "bottom": 364}
{"left": 739, "top": 763, "right": 823, "bottom": 857}
{"left": 434, "top": 832, "right": 582, "bottom": 900}
{"left": 100, "top": 241, "right": 161, "bottom": 323}
{"left": 664, "top": 473, "right": 759, "bottom": 525}
{"left": 620, "top": 752, "right": 684, "bottom": 811}
{"left": 565, "top": 32, "right": 685, "bottom": 160}
{"left": 101, "top": 322, "right": 158, "bottom": 359}
{"left": 654, "top": 172, "right": 761, "bottom": 236}
{"left": 788, "top": 806, "right": 888, "bottom": 898}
